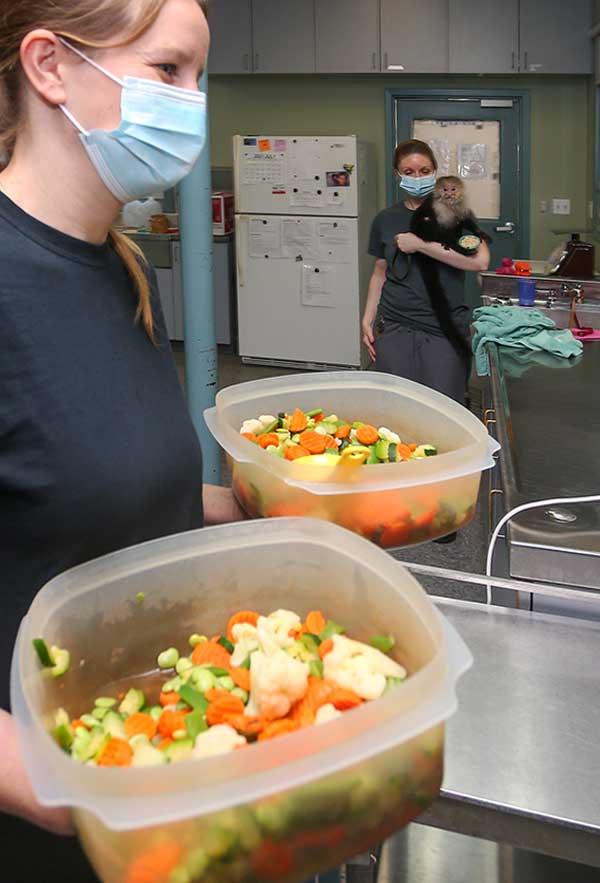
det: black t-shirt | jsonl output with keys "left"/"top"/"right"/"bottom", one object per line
{"left": 368, "top": 201, "right": 470, "bottom": 337}
{"left": 0, "top": 192, "right": 204, "bottom": 711}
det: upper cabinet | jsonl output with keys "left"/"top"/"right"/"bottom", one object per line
{"left": 520, "top": 0, "right": 593, "bottom": 74}
{"left": 252, "top": 0, "right": 315, "bottom": 73}
{"left": 206, "top": 0, "right": 593, "bottom": 76}
{"left": 205, "top": 0, "right": 253, "bottom": 75}
{"left": 315, "top": 0, "right": 380, "bottom": 73}
{"left": 450, "top": 0, "right": 519, "bottom": 74}
{"left": 380, "top": 0, "right": 449, "bottom": 73}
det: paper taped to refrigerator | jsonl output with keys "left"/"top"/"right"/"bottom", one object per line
{"left": 282, "top": 218, "right": 317, "bottom": 259}
{"left": 249, "top": 217, "right": 281, "bottom": 259}
{"left": 317, "top": 220, "right": 352, "bottom": 263}
{"left": 301, "top": 264, "right": 335, "bottom": 308}
{"left": 290, "top": 179, "right": 325, "bottom": 208}
{"left": 242, "top": 151, "right": 287, "bottom": 188}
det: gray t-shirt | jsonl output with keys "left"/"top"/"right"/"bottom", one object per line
{"left": 368, "top": 201, "right": 470, "bottom": 337}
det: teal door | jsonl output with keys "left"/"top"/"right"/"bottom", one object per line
{"left": 389, "top": 92, "right": 529, "bottom": 310}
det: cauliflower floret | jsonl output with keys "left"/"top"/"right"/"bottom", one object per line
{"left": 245, "top": 649, "right": 309, "bottom": 720}
{"left": 193, "top": 724, "right": 247, "bottom": 758}
{"left": 256, "top": 609, "right": 301, "bottom": 653}
{"left": 315, "top": 703, "right": 343, "bottom": 725}
{"left": 230, "top": 622, "right": 259, "bottom": 667}
{"left": 258, "top": 415, "right": 277, "bottom": 427}
{"left": 378, "top": 426, "right": 401, "bottom": 445}
{"left": 240, "top": 418, "right": 264, "bottom": 436}
{"left": 323, "top": 635, "right": 407, "bottom": 701}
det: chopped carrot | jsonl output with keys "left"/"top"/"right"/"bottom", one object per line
{"left": 304, "top": 610, "right": 326, "bottom": 635}
{"left": 205, "top": 687, "right": 231, "bottom": 703}
{"left": 313, "top": 411, "right": 324, "bottom": 422}
{"left": 335, "top": 424, "right": 351, "bottom": 439}
{"left": 241, "top": 432, "right": 259, "bottom": 442}
{"left": 227, "top": 610, "right": 260, "bottom": 641}
{"left": 289, "top": 408, "right": 308, "bottom": 433}
{"left": 191, "top": 640, "right": 231, "bottom": 668}
{"left": 157, "top": 708, "right": 189, "bottom": 738}
{"left": 223, "top": 713, "right": 264, "bottom": 736}
{"left": 251, "top": 839, "right": 295, "bottom": 879}
{"left": 356, "top": 424, "right": 379, "bottom": 445}
{"left": 157, "top": 737, "right": 174, "bottom": 751}
{"left": 124, "top": 712, "right": 158, "bottom": 740}
{"left": 97, "top": 737, "right": 133, "bottom": 768}
{"left": 126, "top": 842, "right": 181, "bottom": 883}
{"left": 397, "top": 443, "right": 413, "bottom": 461}
{"left": 323, "top": 434, "right": 338, "bottom": 450}
{"left": 229, "top": 666, "right": 251, "bottom": 692}
{"left": 318, "top": 638, "right": 334, "bottom": 659}
{"left": 408, "top": 443, "right": 417, "bottom": 452}
{"left": 298, "top": 430, "right": 327, "bottom": 455}
{"left": 159, "top": 691, "right": 180, "bottom": 707}
{"left": 71, "top": 719, "right": 89, "bottom": 732}
{"left": 206, "top": 694, "right": 245, "bottom": 726}
{"left": 258, "top": 432, "right": 280, "bottom": 449}
{"left": 289, "top": 677, "right": 332, "bottom": 727}
{"left": 327, "top": 687, "right": 363, "bottom": 710}
{"left": 258, "top": 719, "right": 301, "bottom": 741}
{"left": 284, "top": 444, "right": 311, "bottom": 461}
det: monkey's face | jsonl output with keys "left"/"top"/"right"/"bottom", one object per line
{"left": 439, "top": 182, "right": 462, "bottom": 204}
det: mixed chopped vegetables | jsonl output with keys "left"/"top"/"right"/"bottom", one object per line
{"left": 239, "top": 409, "right": 437, "bottom": 465}
{"left": 37, "top": 609, "right": 407, "bottom": 768}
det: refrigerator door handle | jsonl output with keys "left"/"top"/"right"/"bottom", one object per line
{"left": 236, "top": 216, "right": 246, "bottom": 288}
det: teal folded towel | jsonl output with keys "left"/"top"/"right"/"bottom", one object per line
{"left": 471, "top": 306, "right": 583, "bottom": 376}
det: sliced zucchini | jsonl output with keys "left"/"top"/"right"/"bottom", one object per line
{"left": 163, "top": 738, "right": 194, "bottom": 763}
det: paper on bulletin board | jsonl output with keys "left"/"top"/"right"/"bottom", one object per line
{"left": 316, "top": 220, "right": 353, "bottom": 263}
{"left": 301, "top": 264, "right": 335, "bottom": 308}
{"left": 458, "top": 143, "right": 489, "bottom": 180}
{"left": 249, "top": 217, "right": 281, "bottom": 259}
{"left": 290, "top": 179, "right": 325, "bottom": 208}
{"left": 282, "top": 218, "right": 317, "bottom": 259}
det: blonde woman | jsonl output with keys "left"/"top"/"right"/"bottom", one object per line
{"left": 0, "top": 1, "right": 240, "bottom": 876}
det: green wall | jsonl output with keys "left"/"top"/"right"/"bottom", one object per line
{"left": 208, "top": 74, "right": 594, "bottom": 262}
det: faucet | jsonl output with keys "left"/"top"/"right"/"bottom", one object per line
{"left": 560, "top": 283, "right": 584, "bottom": 303}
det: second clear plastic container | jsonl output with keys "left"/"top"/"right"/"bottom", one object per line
{"left": 11, "top": 518, "right": 471, "bottom": 883}
{"left": 205, "top": 371, "right": 498, "bottom": 547}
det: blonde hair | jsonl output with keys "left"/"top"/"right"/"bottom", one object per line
{"left": 0, "top": 0, "right": 207, "bottom": 340}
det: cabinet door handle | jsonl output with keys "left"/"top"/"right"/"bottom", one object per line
{"left": 524, "top": 50, "right": 528, "bottom": 70}
{"left": 488, "top": 488, "right": 504, "bottom": 531}
{"left": 243, "top": 53, "right": 249, "bottom": 72}
{"left": 384, "top": 51, "right": 388, "bottom": 69}
{"left": 372, "top": 52, "right": 377, "bottom": 70}
{"left": 255, "top": 53, "right": 259, "bottom": 71}
{"left": 483, "top": 409, "right": 496, "bottom": 421}
{"left": 511, "top": 51, "right": 515, "bottom": 71}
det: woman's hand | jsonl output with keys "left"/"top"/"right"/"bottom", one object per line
{"left": 362, "top": 317, "right": 377, "bottom": 362}
{"left": 203, "top": 484, "right": 247, "bottom": 526}
{"left": 395, "top": 232, "right": 423, "bottom": 254}
{"left": 0, "top": 710, "right": 75, "bottom": 836}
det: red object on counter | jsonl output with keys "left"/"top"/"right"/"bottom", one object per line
{"left": 212, "top": 191, "right": 235, "bottom": 235}
{"left": 494, "top": 257, "right": 515, "bottom": 275}
{"left": 514, "top": 261, "right": 532, "bottom": 276}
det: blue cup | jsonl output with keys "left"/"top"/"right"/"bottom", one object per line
{"left": 518, "top": 278, "right": 536, "bottom": 306}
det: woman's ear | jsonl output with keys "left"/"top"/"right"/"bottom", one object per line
{"left": 19, "top": 30, "right": 71, "bottom": 107}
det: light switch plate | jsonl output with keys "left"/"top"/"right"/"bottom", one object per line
{"left": 552, "top": 198, "right": 571, "bottom": 215}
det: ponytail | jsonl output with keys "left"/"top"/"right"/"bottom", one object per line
{"left": 108, "top": 229, "right": 155, "bottom": 342}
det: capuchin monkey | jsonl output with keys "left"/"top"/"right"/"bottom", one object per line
{"left": 408, "top": 176, "right": 492, "bottom": 359}
{"left": 411, "top": 175, "right": 492, "bottom": 255}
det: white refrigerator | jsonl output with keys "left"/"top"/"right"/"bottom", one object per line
{"left": 234, "top": 135, "right": 376, "bottom": 369}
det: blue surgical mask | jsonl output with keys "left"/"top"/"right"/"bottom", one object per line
{"left": 398, "top": 174, "right": 436, "bottom": 199}
{"left": 58, "top": 39, "right": 207, "bottom": 203}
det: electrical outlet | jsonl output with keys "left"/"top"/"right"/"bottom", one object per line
{"left": 589, "top": 201, "right": 594, "bottom": 220}
{"left": 540, "top": 200, "right": 548, "bottom": 213}
{"left": 552, "top": 198, "right": 571, "bottom": 215}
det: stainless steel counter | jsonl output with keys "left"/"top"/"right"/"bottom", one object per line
{"left": 487, "top": 342, "right": 600, "bottom": 590}
{"left": 424, "top": 597, "right": 600, "bottom": 866}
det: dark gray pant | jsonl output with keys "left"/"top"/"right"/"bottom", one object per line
{"left": 374, "top": 320, "right": 471, "bottom": 405}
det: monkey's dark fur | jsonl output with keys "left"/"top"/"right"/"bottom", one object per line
{"left": 409, "top": 176, "right": 492, "bottom": 359}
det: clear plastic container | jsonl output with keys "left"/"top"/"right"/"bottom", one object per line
{"left": 205, "top": 371, "right": 498, "bottom": 547}
{"left": 11, "top": 518, "right": 471, "bottom": 883}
